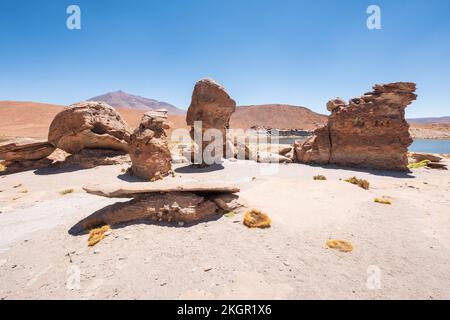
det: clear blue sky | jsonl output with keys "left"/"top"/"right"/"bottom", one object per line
{"left": 0, "top": 0, "right": 449, "bottom": 117}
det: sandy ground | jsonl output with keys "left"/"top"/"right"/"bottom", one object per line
{"left": 0, "top": 160, "right": 449, "bottom": 300}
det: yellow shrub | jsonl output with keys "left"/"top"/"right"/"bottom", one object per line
{"left": 0, "top": 163, "right": 6, "bottom": 172}
{"left": 326, "top": 240, "right": 353, "bottom": 253}
{"left": 345, "top": 177, "right": 369, "bottom": 190}
{"left": 88, "top": 225, "right": 111, "bottom": 247}
{"left": 60, "top": 188, "right": 74, "bottom": 195}
{"left": 243, "top": 209, "right": 271, "bottom": 229}
{"left": 407, "top": 160, "right": 431, "bottom": 169}
{"left": 374, "top": 197, "right": 392, "bottom": 205}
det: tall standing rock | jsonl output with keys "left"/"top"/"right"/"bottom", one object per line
{"left": 295, "top": 82, "right": 417, "bottom": 171}
{"left": 48, "top": 101, "right": 131, "bottom": 154}
{"left": 129, "top": 110, "right": 172, "bottom": 180}
{"left": 186, "top": 78, "right": 236, "bottom": 165}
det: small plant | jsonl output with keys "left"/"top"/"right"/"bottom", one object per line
{"left": 374, "top": 197, "right": 392, "bottom": 205}
{"left": 60, "top": 188, "right": 74, "bottom": 195}
{"left": 243, "top": 209, "right": 271, "bottom": 229}
{"left": 224, "top": 211, "right": 236, "bottom": 218}
{"left": 20, "top": 189, "right": 28, "bottom": 194}
{"left": 326, "top": 240, "right": 353, "bottom": 253}
{"left": 0, "top": 163, "right": 6, "bottom": 172}
{"left": 407, "top": 160, "right": 431, "bottom": 169}
{"left": 313, "top": 175, "right": 327, "bottom": 181}
{"left": 88, "top": 225, "right": 111, "bottom": 247}
{"left": 345, "top": 177, "right": 369, "bottom": 190}
{"left": 13, "top": 183, "right": 22, "bottom": 188}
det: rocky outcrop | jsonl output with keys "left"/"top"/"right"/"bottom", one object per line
{"left": 186, "top": 78, "right": 236, "bottom": 165}
{"left": 0, "top": 139, "right": 55, "bottom": 162}
{"left": 295, "top": 82, "right": 417, "bottom": 171}
{"left": 129, "top": 110, "right": 172, "bottom": 180}
{"left": 48, "top": 101, "right": 131, "bottom": 154}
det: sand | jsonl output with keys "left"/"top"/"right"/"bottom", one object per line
{"left": 0, "top": 160, "right": 449, "bottom": 300}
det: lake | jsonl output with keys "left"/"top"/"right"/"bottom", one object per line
{"left": 277, "top": 137, "right": 450, "bottom": 154}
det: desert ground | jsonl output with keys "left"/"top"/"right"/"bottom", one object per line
{"left": 0, "top": 159, "right": 449, "bottom": 300}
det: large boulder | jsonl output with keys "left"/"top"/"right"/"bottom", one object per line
{"left": 129, "top": 110, "right": 172, "bottom": 180}
{"left": 0, "top": 138, "right": 55, "bottom": 162}
{"left": 48, "top": 101, "right": 131, "bottom": 154}
{"left": 295, "top": 82, "right": 417, "bottom": 171}
{"left": 186, "top": 78, "right": 236, "bottom": 164}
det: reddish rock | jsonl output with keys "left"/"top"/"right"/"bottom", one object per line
{"left": 186, "top": 78, "right": 236, "bottom": 164}
{"left": 48, "top": 101, "right": 131, "bottom": 154}
{"left": 0, "top": 139, "right": 55, "bottom": 162}
{"left": 129, "top": 110, "right": 172, "bottom": 179}
{"left": 295, "top": 82, "right": 417, "bottom": 171}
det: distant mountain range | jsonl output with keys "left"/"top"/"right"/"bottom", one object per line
{"left": 88, "top": 91, "right": 185, "bottom": 115}
{"left": 407, "top": 116, "right": 450, "bottom": 125}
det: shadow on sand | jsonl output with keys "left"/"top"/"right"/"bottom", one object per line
{"left": 174, "top": 163, "right": 225, "bottom": 174}
{"left": 303, "top": 163, "right": 415, "bottom": 179}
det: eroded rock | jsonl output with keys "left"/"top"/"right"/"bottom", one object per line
{"left": 48, "top": 101, "right": 131, "bottom": 154}
{"left": 186, "top": 78, "right": 236, "bottom": 165}
{"left": 129, "top": 110, "right": 172, "bottom": 179}
{"left": 295, "top": 82, "right": 417, "bottom": 171}
{"left": 0, "top": 139, "right": 55, "bottom": 162}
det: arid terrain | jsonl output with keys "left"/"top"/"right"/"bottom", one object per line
{"left": 1, "top": 101, "right": 449, "bottom": 140}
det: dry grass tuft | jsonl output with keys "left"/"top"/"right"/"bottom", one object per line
{"left": 13, "top": 183, "right": 22, "bottom": 188}
{"left": 408, "top": 160, "right": 431, "bottom": 169}
{"left": 0, "top": 163, "right": 6, "bottom": 172}
{"left": 20, "top": 189, "right": 28, "bottom": 194}
{"left": 88, "top": 225, "right": 111, "bottom": 247}
{"left": 374, "top": 197, "right": 392, "bottom": 205}
{"left": 345, "top": 176, "right": 369, "bottom": 190}
{"left": 326, "top": 240, "right": 353, "bottom": 253}
{"left": 243, "top": 209, "right": 271, "bottom": 229}
{"left": 313, "top": 175, "right": 327, "bottom": 181}
{"left": 60, "top": 188, "right": 74, "bottom": 195}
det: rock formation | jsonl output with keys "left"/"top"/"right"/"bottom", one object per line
{"left": 295, "top": 82, "right": 417, "bottom": 171}
{"left": 186, "top": 78, "right": 236, "bottom": 165}
{"left": 0, "top": 139, "right": 56, "bottom": 174}
{"left": 129, "top": 110, "right": 172, "bottom": 180}
{"left": 48, "top": 101, "right": 131, "bottom": 154}
{"left": 70, "top": 183, "right": 242, "bottom": 233}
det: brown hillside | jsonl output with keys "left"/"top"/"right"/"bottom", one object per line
{"left": 0, "top": 101, "right": 188, "bottom": 140}
{"left": 230, "top": 104, "right": 327, "bottom": 130}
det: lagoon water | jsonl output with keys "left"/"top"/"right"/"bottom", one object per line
{"left": 409, "top": 139, "right": 450, "bottom": 154}
{"left": 278, "top": 137, "right": 450, "bottom": 154}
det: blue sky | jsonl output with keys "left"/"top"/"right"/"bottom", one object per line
{"left": 0, "top": 0, "right": 449, "bottom": 117}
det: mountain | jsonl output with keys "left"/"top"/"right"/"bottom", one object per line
{"left": 407, "top": 116, "right": 450, "bottom": 125}
{"left": 230, "top": 104, "right": 328, "bottom": 130}
{"left": 88, "top": 91, "right": 185, "bottom": 115}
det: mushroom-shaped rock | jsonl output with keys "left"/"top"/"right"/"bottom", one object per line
{"left": 48, "top": 101, "right": 131, "bottom": 154}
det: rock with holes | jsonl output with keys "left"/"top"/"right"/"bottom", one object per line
{"left": 129, "top": 110, "right": 172, "bottom": 179}
{"left": 295, "top": 82, "right": 417, "bottom": 171}
{"left": 48, "top": 101, "right": 131, "bottom": 154}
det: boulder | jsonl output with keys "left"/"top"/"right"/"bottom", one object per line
{"left": 69, "top": 192, "right": 219, "bottom": 233}
{"left": 326, "top": 98, "right": 346, "bottom": 112}
{"left": 0, "top": 139, "right": 55, "bottom": 161}
{"left": 186, "top": 78, "right": 236, "bottom": 165}
{"left": 295, "top": 82, "right": 417, "bottom": 171}
{"left": 129, "top": 110, "right": 172, "bottom": 180}
{"left": 48, "top": 101, "right": 131, "bottom": 154}
{"left": 410, "top": 152, "right": 443, "bottom": 163}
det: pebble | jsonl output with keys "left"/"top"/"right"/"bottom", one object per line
{"left": 178, "top": 221, "right": 185, "bottom": 227}
{"left": 283, "top": 261, "right": 290, "bottom": 266}
{"left": 204, "top": 267, "right": 213, "bottom": 272}
{"left": 94, "top": 249, "right": 101, "bottom": 254}
{"left": 124, "top": 235, "right": 132, "bottom": 240}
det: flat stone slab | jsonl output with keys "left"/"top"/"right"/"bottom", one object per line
{"left": 83, "top": 182, "right": 240, "bottom": 198}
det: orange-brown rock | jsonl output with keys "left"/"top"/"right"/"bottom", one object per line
{"left": 69, "top": 192, "right": 219, "bottom": 233}
{"left": 129, "top": 110, "right": 172, "bottom": 179}
{"left": 295, "top": 82, "right": 417, "bottom": 171}
{"left": 186, "top": 78, "right": 236, "bottom": 164}
{"left": 0, "top": 138, "right": 55, "bottom": 162}
{"left": 48, "top": 101, "right": 131, "bottom": 154}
